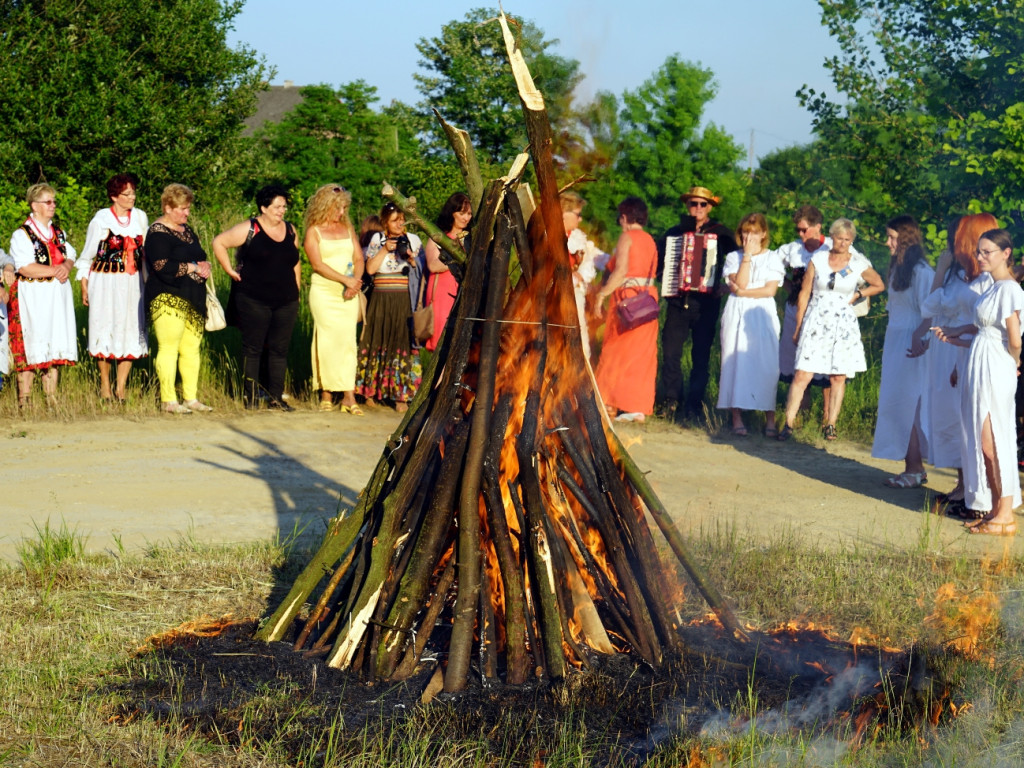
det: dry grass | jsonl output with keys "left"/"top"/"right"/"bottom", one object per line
{"left": 2, "top": 521, "right": 1023, "bottom": 766}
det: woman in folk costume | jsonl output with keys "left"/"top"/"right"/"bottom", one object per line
{"left": 76, "top": 173, "right": 149, "bottom": 402}
{"left": 7, "top": 183, "right": 78, "bottom": 407}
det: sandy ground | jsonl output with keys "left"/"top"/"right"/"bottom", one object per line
{"left": 2, "top": 407, "right": 1021, "bottom": 563}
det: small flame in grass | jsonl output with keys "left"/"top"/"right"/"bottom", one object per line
{"left": 138, "top": 614, "right": 249, "bottom": 652}
{"left": 923, "top": 582, "right": 1000, "bottom": 661}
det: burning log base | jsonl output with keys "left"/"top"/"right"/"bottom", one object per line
{"left": 258, "top": 12, "right": 744, "bottom": 692}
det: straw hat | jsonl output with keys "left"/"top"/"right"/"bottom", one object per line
{"left": 680, "top": 186, "right": 721, "bottom": 206}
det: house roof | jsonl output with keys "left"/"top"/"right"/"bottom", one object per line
{"left": 243, "top": 83, "right": 305, "bottom": 136}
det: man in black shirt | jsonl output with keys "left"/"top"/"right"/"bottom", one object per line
{"left": 656, "top": 186, "right": 737, "bottom": 424}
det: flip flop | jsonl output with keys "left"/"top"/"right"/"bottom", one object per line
{"left": 731, "top": 426, "right": 749, "bottom": 437}
{"left": 776, "top": 425, "right": 794, "bottom": 442}
{"left": 763, "top": 427, "right": 778, "bottom": 438}
{"left": 342, "top": 404, "right": 365, "bottom": 416}
{"left": 966, "top": 520, "right": 1017, "bottom": 536}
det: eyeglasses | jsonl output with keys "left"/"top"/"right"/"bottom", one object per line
{"left": 796, "top": 226, "right": 809, "bottom": 234}
{"left": 977, "top": 247, "right": 1003, "bottom": 258}
{"left": 35, "top": 199, "right": 57, "bottom": 206}
{"left": 332, "top": 185, "right": 347, "bottom": 193}
{"left": 118, "top": 190, "right": 137, "bottom": 198}
{"left": 827, "top": 271, "right": 838, "bottom": 290}
{"left": 687, "top": 200, "right": 711, "bottom": 209}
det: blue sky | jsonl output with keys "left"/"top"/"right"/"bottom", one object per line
{"left": 230, "top": 1, "right": 840, "bottom": 164}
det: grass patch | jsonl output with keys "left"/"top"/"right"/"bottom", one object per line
{"left": 1, "top": 527, "right": 1022, "bottom": 766}
{"left": 16, "top": 517, "right": 87, "bottom": 575}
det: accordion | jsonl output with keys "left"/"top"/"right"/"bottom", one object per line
{"left": 660, "top": 232, "right": 718, "bottom": 297}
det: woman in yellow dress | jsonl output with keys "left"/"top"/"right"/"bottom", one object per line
{"left": 304, "top": 185, "right": 365, "bottom": 413}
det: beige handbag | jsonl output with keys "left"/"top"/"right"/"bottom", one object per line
{"left": 205, "top": 279, "right": 227, "bottom": 332}
{"left": 413, "top": 273, "right": 434, "bottom": 343}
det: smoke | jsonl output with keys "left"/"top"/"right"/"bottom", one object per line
{"left": 698, "top": 662, "right": 883, "bottom": 738}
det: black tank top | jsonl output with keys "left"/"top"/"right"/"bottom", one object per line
{"left": 238, "top": 222, "right": 300, "bottom": 307}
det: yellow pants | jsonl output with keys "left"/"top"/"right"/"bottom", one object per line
{"left": 152, "top": 312, "right": 202, "bottom": 403}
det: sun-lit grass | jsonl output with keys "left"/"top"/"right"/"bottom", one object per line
{"left": 2, "top": 519, "right": 1022, "bottom": 767}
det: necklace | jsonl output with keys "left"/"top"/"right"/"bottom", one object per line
{"left": 110, "top": 206, "right": 132, "bottom": 227}
{"left": 27, "top": 215, "right": 54, "bottom": 241}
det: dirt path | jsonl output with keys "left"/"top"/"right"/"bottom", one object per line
{"left": 2, "top": 409, "right": 1020, "bottom": 563}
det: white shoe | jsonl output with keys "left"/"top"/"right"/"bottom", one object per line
{"left": 163, "top": 401, "right": 193, "bottom": 414}
{"left": 183, "top": 399, "right": 213, "bottom": 412}
{"left": 615, "top": 411, "right": 646, "bottom": 423}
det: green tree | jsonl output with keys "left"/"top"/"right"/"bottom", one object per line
{"left": 798, "top": 0, "right": 1024, "bottom": 237}
{"left": 0, "top": 0, "right": 268, "bottom": 203}
{"left": 414, "top": 7, "right": 582, "bottom": 164}
{"left": 581, "top": 56, "right": 747, "bottom": 239}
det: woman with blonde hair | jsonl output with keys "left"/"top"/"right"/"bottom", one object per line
{"left": 305, "top": 184, "right": 365, "bottom": 413}
{"left": 779, "top": 218, "right": 885, "bottom": 440}
{"left": 717, "top": 213, "right": 784, "bottom": 436}
{"left": 7, "top": 183, "right": 78, "bottom": 407}
{"left": 144, "top": 183, "right": 213, "bottom": 414}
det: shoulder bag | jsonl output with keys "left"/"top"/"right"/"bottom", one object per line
{"left": 205, "top": 278, "right": 227, "bottom": 332}
{"left": 413, "top": 271, "right": 434, "bottom": 343}
{"left": 616, "top": 245, "right": 660, "bottom": 331}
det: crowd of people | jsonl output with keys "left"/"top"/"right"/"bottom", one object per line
{"left": 3, "top": 177, "right": 1022, "bottom": 535}
{"left": 582, "top": 185, "right": 1022, "bottom": 537}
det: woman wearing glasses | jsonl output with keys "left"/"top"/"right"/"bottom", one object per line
{"left": 356, "top": 201, "right": 423, "bottom": 412}
{"left": 75, "top": 173, "right": 149, "bottom": 402}
{"left": 871, "top": 216, "right": 934, "bottom": 486}
{"left": 7, "top": 183, "right": 79, "bottom": 407}
{"left": 303, "top": 184, "right": 365, "bottom": 413}
{"left": 778, "top": 218, "right": 884, "bottom": 440}
{"left": 934, "top": 229, "right": 1023, "bottom": 535}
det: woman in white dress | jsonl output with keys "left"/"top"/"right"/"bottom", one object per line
{"left": 934, "top": 229, "right": 1023, "bottom": 536}
{"left": 871, "top": 216, "right": 934, "bottom": 487}
{"left": 778, "top": 218, "right": 884, "bottom": 441}
{"left": 717, "top": 213, "right": 783, "bottom": 436}
{"left": 7, "top": 183, "right": 78, "bottom": 407}
{"left": 910, "top": 214, "right": 996, "bottom": 514}
{"left": 76, "top": 173, "right": 149, "bottom": 402}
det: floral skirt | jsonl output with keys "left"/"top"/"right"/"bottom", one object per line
{"left": 355, "top": 288, "right": 421, "bottom": 402}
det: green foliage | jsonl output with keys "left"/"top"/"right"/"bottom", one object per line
{"left": 414, "top": 7, "right": 582, "bottom": 164}
{"left": 579, "top": 56, "right": 748, "bottom": 241}
{"left": 16, "top": 518, "right": 86, "bottom": 575}
{"left": 0, "top": 0, "right": 269, "bottom": 203}
{"left": 786, "top": 0, "right": 1024, "bottom": 241}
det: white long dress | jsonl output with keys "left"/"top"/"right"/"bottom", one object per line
{"left": 717, "top": 249, "right": 784, "bottom": 411}
{"left": 921, "top": 271, "right": 992, "bottom": 468}
{"left": 794, "top": 251, "right": 871, "bottom": 376}
{"left": 871, "top": 260, "right": 934, "bottom": 461}
{"left": 961, "top": 279, "right": 1024, "bottom": 512}
{"left": 9, "top": 224, "right": 78, "bottom": 368}
{"left": 76, "top": 207, "right": 150, "bottom": 359}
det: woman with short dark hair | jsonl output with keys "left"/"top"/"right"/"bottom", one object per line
{"left": 212, "top": 184, "right": 301, "bottom": 410}
{"left": 593, "top": 197, "right": 659, "bottom": 422}
{"left": 76, "top": 172, "right": 149, "bottom": 402}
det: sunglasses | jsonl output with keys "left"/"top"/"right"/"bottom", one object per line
{"left": 827, "top": 271, "right": 837, "bottom": 290}
{"left": 687, "top": 200, "right": 711, "bottom": 209}
{"left": 332, "top": 185, "right": 347, "bottom": 193}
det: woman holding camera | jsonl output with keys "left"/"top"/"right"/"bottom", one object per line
{"left": 355, "top": 201, "right": 423, "bottom": 412}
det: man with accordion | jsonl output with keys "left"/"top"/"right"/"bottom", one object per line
{"left": 655, "top": 186, "right": 737, "bottom": 424}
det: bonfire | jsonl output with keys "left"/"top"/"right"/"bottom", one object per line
{"left": 257, "top": 12, "right": 743, "bottom": 692}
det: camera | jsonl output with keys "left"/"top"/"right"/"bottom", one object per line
{"left": 394, "top": 234, "right": 412, "bottom": 261}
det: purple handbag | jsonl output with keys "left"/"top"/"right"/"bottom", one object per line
{"left": 616, "top": 290, "right": 660, "bottom": 330}
{"left": 615, "top": 253, "right": 659, "bottom": 331}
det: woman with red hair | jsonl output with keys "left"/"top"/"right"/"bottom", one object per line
{"left": 916, "top": 213, "right": 998, "bottom": 516}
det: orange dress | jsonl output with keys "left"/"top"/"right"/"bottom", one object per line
{"left": 595, "top": 229, "right": 659, "bottom": 415}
